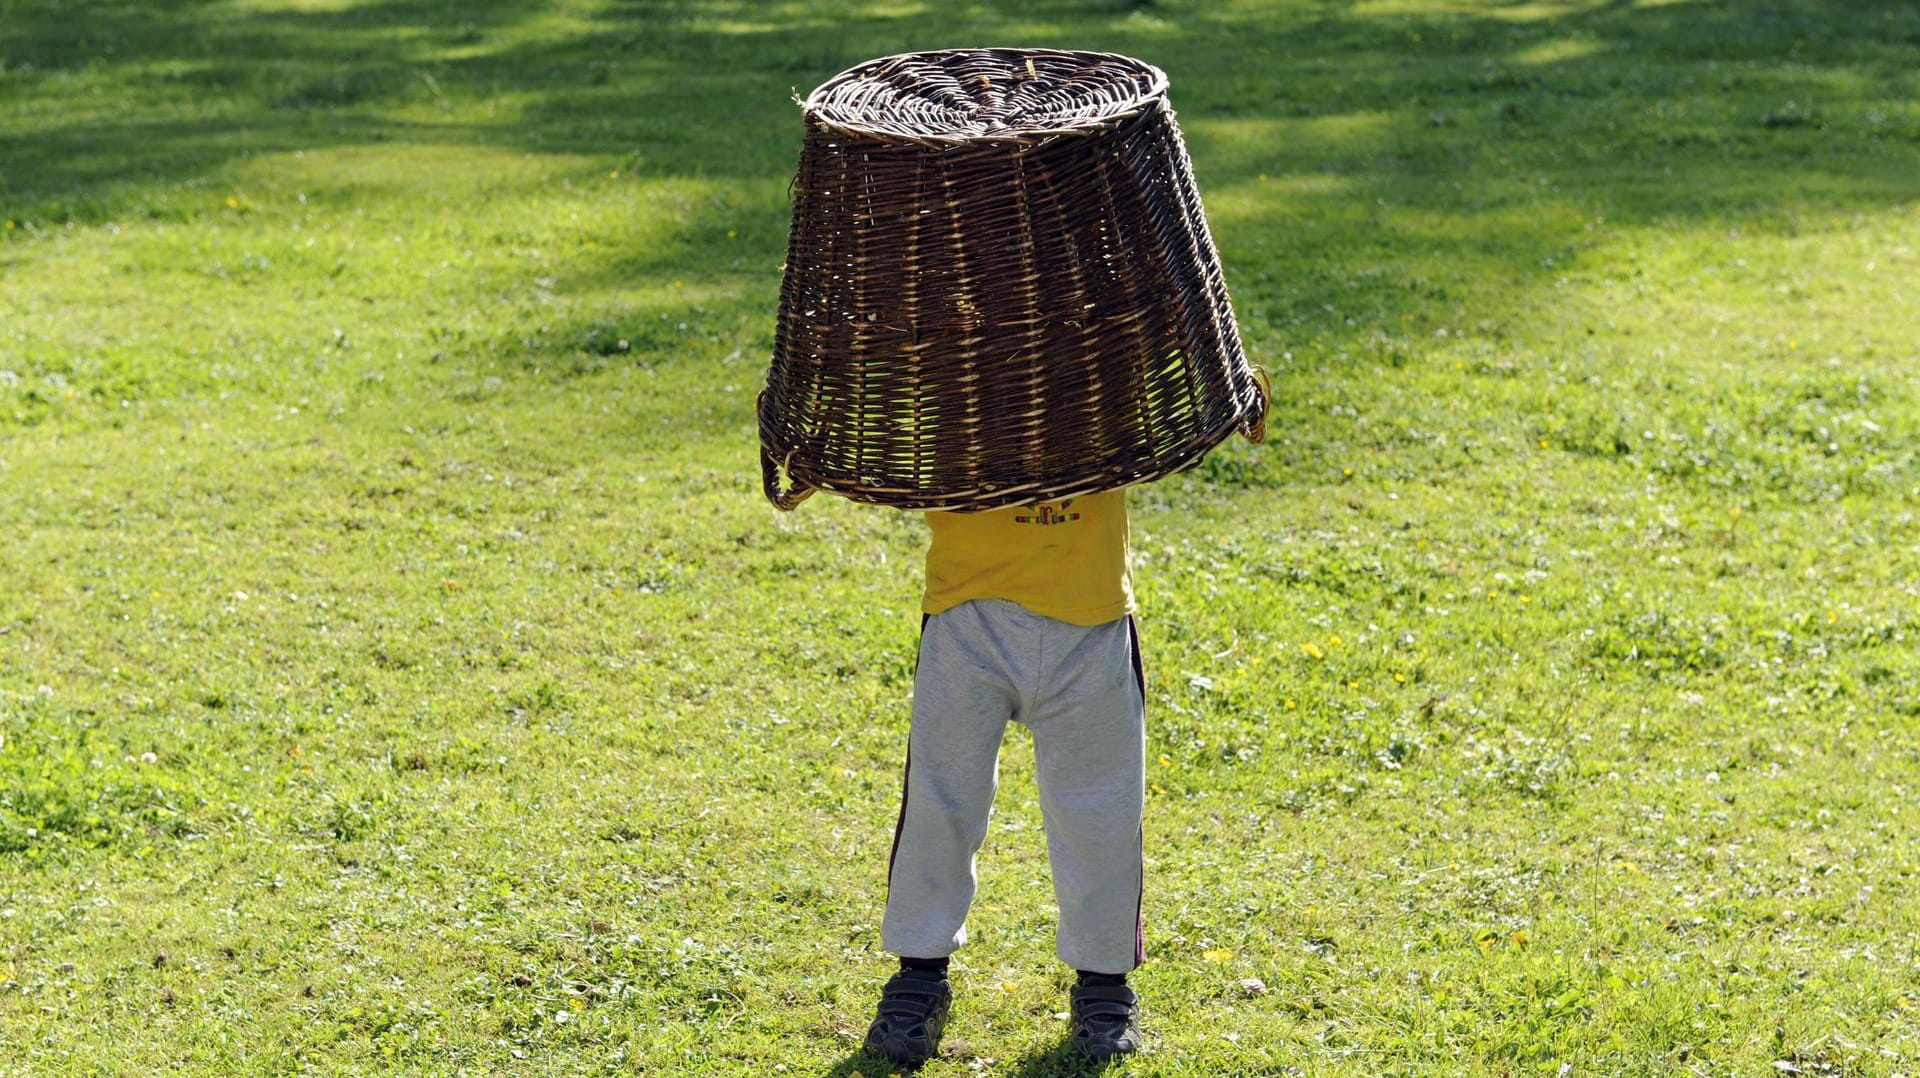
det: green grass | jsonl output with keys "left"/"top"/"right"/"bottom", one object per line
{"left": 3, "top": 0, "right": 1919, "bottom": 1073}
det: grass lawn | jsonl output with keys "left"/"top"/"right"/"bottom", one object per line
{"left": 3, "top": 0, "right": 1919, "bottom": 1074}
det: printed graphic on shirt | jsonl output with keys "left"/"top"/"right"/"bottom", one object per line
{"left": 1013, "top": 499, "right": 1080, "bottom": 526}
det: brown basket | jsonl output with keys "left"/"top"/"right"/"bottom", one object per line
{"left": 759, "top": 47, "right": 1268, "bottom": 512}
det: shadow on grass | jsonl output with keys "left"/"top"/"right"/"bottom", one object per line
{"left": 813, "top": 1046, "right": 987, "bottom": 1077}
{"left": 481, "top": 0, "right": 1920, "bottom": 407}
{"left": 5, "top": 0, "right": 1918, "bottom": 477}
{"left": 815, "top": 1038, "right": 1119, "bottom": 1078}
{"left": 817, "top": 1047, "right": 893, "bottom": 1077}
{"left": 6, "top": 0, "right": 1916, "bottom": 224}
{"left": 1003, "top": 1037, "right": 1125, "bottom": 1077}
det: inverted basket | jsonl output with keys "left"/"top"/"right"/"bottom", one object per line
{"left": 759, "top": 47, "right": 1267, "bottom": 512}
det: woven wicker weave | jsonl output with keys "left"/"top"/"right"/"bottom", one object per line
{"left": 759, "top": 47, "right": 1267, "bottom": 512}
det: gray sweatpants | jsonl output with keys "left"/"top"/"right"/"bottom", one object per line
{"left": 881, "top": 598, "right": 1147, "bottom": 974}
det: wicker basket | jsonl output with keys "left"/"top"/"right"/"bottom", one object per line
{"left": 759, "top": 47, "right": 1267, "bottom": 512}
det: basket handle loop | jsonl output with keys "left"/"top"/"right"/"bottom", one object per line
{"left": 1240, "top": 365, "right": 1271, "bottom": 445}
{"left": 758, "top": 390, "right": 815, "bottom": 511}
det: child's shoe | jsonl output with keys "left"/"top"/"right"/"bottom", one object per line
{"left": 1069, "top": 981, "right": 1141, "bottom": 1062}
{"left": 863, "top": 968, "right": 952, "bottom": 1065}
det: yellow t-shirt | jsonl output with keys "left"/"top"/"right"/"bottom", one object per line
{"left": 922, "top": 489, "right": 1133, "bottom": 626}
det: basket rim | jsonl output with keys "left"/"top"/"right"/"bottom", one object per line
{"left": 774, "top": 384, "right": 1264, "bottom": 513}
{"left": 799, "top": 46, "right": 1171, "bottom": 147}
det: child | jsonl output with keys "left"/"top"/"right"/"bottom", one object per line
{"left": 864, "top": 487, "right": 1146, "bottom": 1065}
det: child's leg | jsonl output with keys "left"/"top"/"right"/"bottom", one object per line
{"left": 880, "top": 602, "right": 1019, "bottom": 961}
{"left": 1025, "top": 614, "right": 1147, "bottom": 975}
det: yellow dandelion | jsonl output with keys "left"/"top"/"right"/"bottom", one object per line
{"left": 1539, "top": 438, "right": 1549, "bottom": 448}
{"left": 1284, "top": 699, "right": 1296, "bottom": 710}
{"left": 1301, "top": 643, "right": 1324, "bottom": 660}
{"left": 1329, "top": 634, "right": 1342, "bottom": 647}
{"left": 1510, "top": 929, "right": 1529, "bottom": 947}
{"left": 1158, "top": 753, "right": 1173, "bottom": 767}
{"left": 1394, "top": 673, "right": 1407, "bottom": 683}
{"left": 1342, "top": 467, "right": 1353, "bottom": 477}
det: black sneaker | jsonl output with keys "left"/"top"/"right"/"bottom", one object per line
{"left": 864, "top": 968, "right": 952, "bottom": 1065}
{"left": 1069, "top": 982, "right": 1141, "bottom": 1062}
